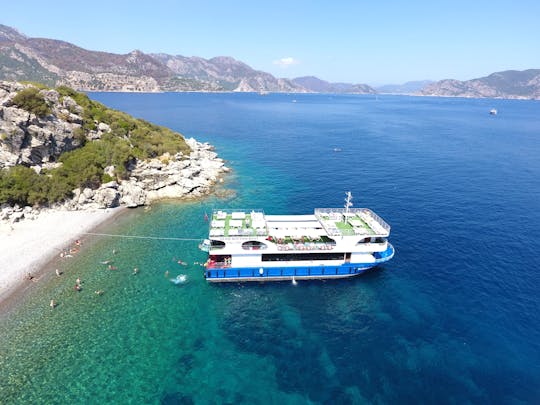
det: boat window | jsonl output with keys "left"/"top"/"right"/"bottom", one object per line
{"left": 262, "top": 252, "right": 344, "bottom": 261}
{"left": 211, "top": 240, "right": 226, "bottom": 249}
{"left": 241, "top": 241, "right": 268, "bottom": 250}
{"left": 356, "top": 237, "right": 386, "bottom": 245}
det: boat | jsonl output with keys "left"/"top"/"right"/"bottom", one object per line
{"left": 489, "top": 108, "right": 497, "bottom": 115}
{"left": 200, "top": 192, "right": 394, "bottom": 282}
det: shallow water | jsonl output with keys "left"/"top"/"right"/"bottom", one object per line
{"left": 1, "top": 93, "right": 539, "bottom": 403}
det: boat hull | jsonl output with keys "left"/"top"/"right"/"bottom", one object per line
{"left": 205, "top": 244, "right": 394, "bottom": 282}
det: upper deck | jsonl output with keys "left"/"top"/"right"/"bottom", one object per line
{"left": 208, "top": 207, "right": 390, "bottom": 240}
{"left": 209, "top": 210, "right": 268, "bottom": 238}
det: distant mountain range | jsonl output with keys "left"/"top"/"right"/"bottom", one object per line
{"left": 291, "top": 76, "right": 376, "bottom": 94}
{"left": 1, "top": 25, "right": 538, "bottom": 98}
{"left": 419, "top": 70, "right": 540, "bottom": 99}
{"left": 0, "top": 24, "right": 375, "bottom": 93}
{"left": 376, "top": 80, "right": 434, "bottom": 94}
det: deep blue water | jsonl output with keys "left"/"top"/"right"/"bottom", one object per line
{"left": 1, "top": 93, "right": 539, "bottom": 403}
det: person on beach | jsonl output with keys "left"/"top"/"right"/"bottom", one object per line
{"left": 74, "top": 284, "right": 81, "bottom": 291}
{"left": 50, "top": 299, "right": 56, "bottom": 309}
{"left": 55, "top": 269, "right": 61, "bottom": 276}
{"left": 76, "top": 277, "right": 81, "bottom": 285}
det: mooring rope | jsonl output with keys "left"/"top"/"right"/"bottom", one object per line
{"left": 83, "top": 232, "right": 202, "bottom": 241}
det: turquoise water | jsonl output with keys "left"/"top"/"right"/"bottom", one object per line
{"left": 1, "top": 93, "right": 540, "bottom": 403}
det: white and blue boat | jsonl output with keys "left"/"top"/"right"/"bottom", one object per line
{"left": 201, "top": 192, "right": 394, "bottom": 282}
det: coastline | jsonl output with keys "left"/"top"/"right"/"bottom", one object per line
{"left": 0, "top": 207, "right": 125, "bottom": 305}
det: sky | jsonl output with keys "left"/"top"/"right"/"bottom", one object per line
{"left": 3, "top": 0, "right": 540, "bottom": 85}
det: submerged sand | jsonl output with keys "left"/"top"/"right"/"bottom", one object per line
{"left": 0, "top": 208, "right": 123, "bottom": 302}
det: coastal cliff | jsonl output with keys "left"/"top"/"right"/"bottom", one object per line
{"left": 0, "top": 81, "right": 227, "bottom": 223}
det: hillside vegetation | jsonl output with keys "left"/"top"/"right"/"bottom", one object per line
{"left": 0, "top": 83, "right": 191, "bottom": 206}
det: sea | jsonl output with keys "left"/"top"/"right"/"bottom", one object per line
{"left": 1, "top": 93, "right": 539, "bottom": 404}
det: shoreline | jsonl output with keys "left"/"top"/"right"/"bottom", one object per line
{"left": 0, "top": 207, "right": 125, "bottom": 306}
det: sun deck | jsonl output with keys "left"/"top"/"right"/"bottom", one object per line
{"left": 208, "top": 207, "right": 390, "bottom": 240}
{"left": 209, "top": 210, "right": 268, "bottom": 238}
{"left": 315, "top": 208, "right": 390, "bottom": 237}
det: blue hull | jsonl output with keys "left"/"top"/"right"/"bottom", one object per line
{"left": 205, "top": 244, "right": 394, "bottom": 282}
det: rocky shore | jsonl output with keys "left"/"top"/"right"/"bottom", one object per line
{"left": 0, "top": 81, "right": 229, "bottom": 225}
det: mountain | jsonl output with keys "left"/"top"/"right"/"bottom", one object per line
{"left": 376, "top": 80, "right": 434, "bottom": 94}
{"left": 292, "top": 76, "right": 376, "bottom": 94}
{"left": 151, "top": 54, "right": 301, "bottom": 92}
{"left": 419, "top": 70, "right": 540, "bottom": 99}
{"left": 0, "top": 24, "right": 305, "bottom": 93}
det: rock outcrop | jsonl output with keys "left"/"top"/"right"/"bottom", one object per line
{"left": 0, "top": 81, "right": 89, "bottom": 168}
{"left": 59, "top": 138, "right": 227, "bottom": 211}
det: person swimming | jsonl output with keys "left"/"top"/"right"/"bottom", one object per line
{"left": 170, "top": 274, "right": 187, "bottom": 285}
{"left": 132, "top": 267, "right": 139, "bottom": 275}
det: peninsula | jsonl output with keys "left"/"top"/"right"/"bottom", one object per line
{"left": 0, "top": 81, "right": 227, "bottom": 301}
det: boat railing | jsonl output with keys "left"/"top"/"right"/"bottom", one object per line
{"left": 315, "top": 208, "right": 391, "bottom": 234}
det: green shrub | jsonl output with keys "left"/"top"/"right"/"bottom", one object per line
{"left": 0, "top": 166, "right": 50, "bottom": 206}
{"left": 12, "top": 87, "right": 51, "bottom": 117}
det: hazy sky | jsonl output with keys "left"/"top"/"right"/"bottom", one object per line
{"left": 3, "top": 0, "right": 540, "bottom": 85}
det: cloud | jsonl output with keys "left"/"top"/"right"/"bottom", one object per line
{"left": 273, "top": 57, "right": 299, "bottom": 67}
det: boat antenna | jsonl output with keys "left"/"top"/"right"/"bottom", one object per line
{"left": 344, "top": 191, "right": 353, "bottom": 219}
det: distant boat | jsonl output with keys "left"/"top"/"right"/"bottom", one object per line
{"left": 333, "top": 148, "right": 342, "bottom": 152}
{"left": 489, "top": 109, "right": 497, "bottom": 115}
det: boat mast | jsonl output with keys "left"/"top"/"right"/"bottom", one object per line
{"left": 344, "top": 191, "right": 353, "bottom": 220}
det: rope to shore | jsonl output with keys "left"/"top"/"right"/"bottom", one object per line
{"left": 82, "top": 232, "right": 202, "bottom": 241}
